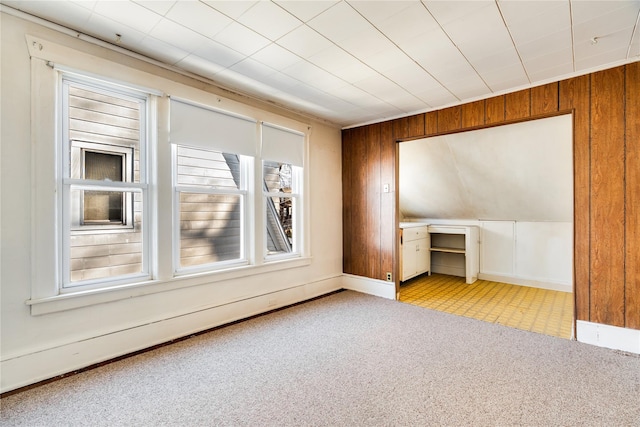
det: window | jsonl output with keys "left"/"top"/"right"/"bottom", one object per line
{"left": 60, "top": 75, "right": 151, "bottom": 289}
{"left": 264, "top": 161, "right": 300, "bottom": 256}
{"left": 174, "top": 146, "right": 249, "bottom": 271}
{"left": 261, "top": 123, "right": 304, "bottom": 259}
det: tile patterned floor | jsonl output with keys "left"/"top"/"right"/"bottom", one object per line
{"left": 399, "top": 273, "right": 574, "bottom": 339}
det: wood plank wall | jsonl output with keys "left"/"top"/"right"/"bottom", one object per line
{"left": 342, "top": 62, "right": 640, "bottom": 330}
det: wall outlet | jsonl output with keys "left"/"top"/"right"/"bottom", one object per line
{"left": 383, "top": 183, "right": 390, "bottom": 193}
{"left": 386, "top": 272, "right": 392, "bottom": 281}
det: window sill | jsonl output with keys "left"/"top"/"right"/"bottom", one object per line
{"left": 26, "top": 256, "right": 312, "bottom": 316}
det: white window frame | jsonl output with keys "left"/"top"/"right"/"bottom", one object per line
{"left": 59, "top": 74, "right": 152, "bottom": 291}
{"left": 263, "top": 161, "right": 303, "bottom": 261}
{"left": 172, "top": 145, "right": 251, "bottom": 274}
{"left": 70, "top": 140, "right": 134, "bottom": 230}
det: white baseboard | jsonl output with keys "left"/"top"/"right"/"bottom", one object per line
{"left": 0, "top": 277, "right": 342, "bottom": 394}
{"left": 431, "top": 265, "right": 465, "bottom": 277}
{"left": 342, "top": 274, "right": 396, "bottom": 300}
{"left": 576, "top": 320, "right": 640, "bottom": 354}
{"left": 478, "top": 273, "right": 572, "bottom": 293}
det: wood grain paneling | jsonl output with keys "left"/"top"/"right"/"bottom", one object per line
{"left": 625, "top": 62, "right": 640, "bottom": 329}
{"left": 380, "top": 121, "right": 395, "bottom": 283}
{"left": 531, "top": 83, "right": 559, "bottom": 115}
{"left": 394, "top": 114, "right": 425, "bottom": 139}
{"left": 341, "top": 128, "right": 353, "bottom": 274}
{"left": 425, "top": 111, "right": 438, "bottom": 135}
{"left": 437, "top": 106, "right": 462, "bottom": 133}
{"left": 366, "top": 125, "right": 381, "bottom": 279}
{"left": 485, "top": 96, "right": 505, "bottom": 124}
{"left": 590, "top": 67, "right": 625, "bottom": 327}
{"left": 462, "top": 100, "right": 485, "bottom": 128}
{"left": 342, "top": 63, "right": 640, "bottom": 331}
{"left": 560, "top": 75, "right": 591, "bottom": 322}
{"left": 505, "top": 89, "right": 530, "bottom": 120}
{"left": 352, "top": 127, "right": 368, "bottom": 276}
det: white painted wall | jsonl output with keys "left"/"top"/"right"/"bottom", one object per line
{"left": 0, "top": 13, "right": 343, "bottom": 392}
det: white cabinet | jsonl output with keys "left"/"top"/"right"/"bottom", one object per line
{"left": 428, "top": 225, "right": 479, "bottom": 284}
{"left": 400, "top": 224, "right": 430, "bottom": 282}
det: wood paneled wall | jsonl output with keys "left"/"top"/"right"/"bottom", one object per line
{"left": 342, "top": 62, "right": 640, "bottom": 330}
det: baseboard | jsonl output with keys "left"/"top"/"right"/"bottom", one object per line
{"left": 431, "top": 265, "right": 465, "bottom": 277}
{"left": 0, "top": 276, "right": 342, "bottom": 394}
{"left": 576, "top": 320, "right": 640, "bottom": 354}
{"left": 342, "top": 274, "right": 396, "bottom": 300}
{"left": 478, "top": 273, "right": 572, "bottom": 293}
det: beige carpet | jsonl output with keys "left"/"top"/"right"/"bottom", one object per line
{"left": 1, "top": 290, "right": 639, "bottom": 426}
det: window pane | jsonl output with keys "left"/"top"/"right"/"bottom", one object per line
{"left": 83, "top": 190, "right": 124, "bottom": 223}
{"left": 68, "top": 189, "right": 143, "bottom": 284}
{"left": 266, "top": 195, "right": 293, "bottom": 255}
{"left": 179, "top": 193, "right": 242, "bottom": 267}
{"left": 176, "top": 146, "right": 240, "bottom": 190}
{"left": 263, "top": 161, "right": 292, "bottom": 193}
{"left": 84, "top": 151, "right": 123, "bottom": 181}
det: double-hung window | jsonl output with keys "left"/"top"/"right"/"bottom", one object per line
{"left": 170, "top": 99, "right": 256, "bottom": 273}
{"left": 60, "top": 75, "right": 151, "bottom": 289}
{"left": 261, "top": 123, "right": 304, "bottom": 259}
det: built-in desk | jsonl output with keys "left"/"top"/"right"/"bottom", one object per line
{"left": 428, "top": 225, "right": 479, "bottom": 284}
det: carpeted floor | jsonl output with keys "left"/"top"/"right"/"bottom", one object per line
{"left": 1, "top": 290, "right": 639, "bottom": 426}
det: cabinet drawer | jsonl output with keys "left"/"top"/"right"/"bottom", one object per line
{"left": 402, "top": 226, "right": 429, "bottom": 242}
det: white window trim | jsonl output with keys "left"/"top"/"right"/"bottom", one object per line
{"left": 59, "top": 73, "right": 153, "bottom": 290}
{"left": 27, "top": 35, "right": 312, "bottom": 316}
{"left": 172, "top": 145, "right": 251, "bottom": 275}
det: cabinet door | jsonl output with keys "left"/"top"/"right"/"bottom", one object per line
{"left": 416, "top": 238, "right": 430, "bottom": 274}
{"left": 402, "top": 241, "right": 417, "bottom": 280}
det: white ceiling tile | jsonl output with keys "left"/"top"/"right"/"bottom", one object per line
{"left": 149, "top": 18, "right": 210, "bottom": 52}
{"left": 308, "top": 47, "right": 378, "bottom": 83}
{"left": 93, "top": 0, "right": 163, "bottom": 34}
{"left": 3, "top": 1, "right": 92, "bottom": 29}
{"left": 423, "top": 0, "right": 493, "bottom": 26}
{"left": 375, "top": 3, "right": 440, "bottom": 45}
{"left": 481, "top": 64, "right": 529, "bottom": 91}
{"left": 528, "top": 62, "right": 574, "bottom": 83}
{"left": 443, "top": 3, "right": 512, "bottom": 52}
{"left": 515, "top": 29, "right": 573, "bottom": 63}
{"left": 573, "top": 6, "right": 640, "bottom": 42}
{"left": 175, "top": 53, "right": 227, "bottom": 78}
{"left": 353, "top": 74, "right": 404, "bottom": 99}
{"left": 276, "top": 25, "right": 334, "bottom": 58}
{"left": 71, "top": 1, "right": 97, "bottom": 11}
{"left": 501, "top": 2, "right": 570, "bottom": 46}
{"left": 250, "top": 44, "right": 303, "bottom": 71}
{"left": 165, "top": 1, "right": 232, "bottom": 39}
{"left": 132, "top": 1, "right": 175, "bottom": 16}
{"left": 260, "top": 71, "right": 304, "bottom": 93}
{"left": 363, "top": 49, "right": 414, "bottom": 73}
{"left": 282, "top": 61, "right": 345, "bottom": 91}
{"left": 308, "top": 1, "right": 373, "bottom": 43}
{"left": 470, "top": 48, "right": 521, "bottom": 74}
{"left": 201, "top": 0, "right": 258, "bottom": 20}
{"left": 192, "top": 39, "right": 246, "bottom": 68}
{"left": 85, "top": 12, "right": 147, "bottom": 44}
{"left": 273, "top": 0, "right": 339, "bottom": 23}
{"left": 401, "top": 28, "right": 457, "bottom": 63}
{"left": 444, "top": 77, "right": 490, "bottom": 100}
{"left": 212, "top": 22, "right": 270, "bottom": 56}
{"left": 631, "top": 26, "right": 640, "bottom": 59}
{"left": 571, "top": 0, "right": 638, "bottom": 25}
{"left": 137, "top": 35, "right": 189, "bottom": 65}
{"left": 576, "top": 46, "right": 630, "bottom": 71}
{"left": 523, "top": 47, "right": 573, "bottom": 75}
{"left": 574, "top": 26, "right": 636, "bottom": 61}
{"left": 412, "top": 86, "right": 457, "bottom": 107}
{"left": 230, "top": 58, "right": 277, "bottom": 82}
{"left": 347, "top": 1, "right": 415, "bottom": 25}
{"left": 237, "top": 1, "right": 302, "bottom": 41}
{"left": 340, "top": 28, "right": 397, "bottom": 61}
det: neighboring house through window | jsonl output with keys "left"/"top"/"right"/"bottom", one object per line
{"left": 61, "top": 75, "right": 150, "bottom": 288}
